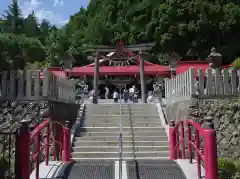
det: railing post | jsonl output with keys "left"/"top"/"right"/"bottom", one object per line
{"left": 45, "top": 124, "right": 50, "bottom": 166}
{"left": 63, "top": 120, "right": 71, "bottom": 161}
{"left": 169, "top": 120, "right": 176, "bottom": 160}
{"left": 15, "top": 120, "right": 30, "bottom": 179}
{"left": 203, "top": 116, "right": 218, "bottom": 179}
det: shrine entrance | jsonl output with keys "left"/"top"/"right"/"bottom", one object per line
{"left": 98, "top": 77, "right": 138, "bottom": 99}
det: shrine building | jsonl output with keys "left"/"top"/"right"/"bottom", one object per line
{"left": 47, "top": 44, "right": 214, "bottom": 98}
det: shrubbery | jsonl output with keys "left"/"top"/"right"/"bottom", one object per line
{"left": 0, "top": 153, "right": 9, "bottom": 178}
{"left": 218, "top": 158, "right": 237, "bottom": 179}
{"left": 232, "top": 57, "right": 240, "bottom": 69}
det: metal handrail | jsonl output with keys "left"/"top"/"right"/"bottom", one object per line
{"left": 119, "top": 85, "right": 123, "bottom": 179}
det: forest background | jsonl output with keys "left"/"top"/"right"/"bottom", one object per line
{"left": 1, "top": 0, "right": 240, "bottom": 69}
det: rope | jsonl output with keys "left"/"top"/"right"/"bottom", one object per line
{"left": 119, "top": 85, "right": 123, "bottom": 179}
{"left": 128, "top": 104, "right": 141, "bottom": 179}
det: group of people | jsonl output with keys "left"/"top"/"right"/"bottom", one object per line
{"left": 87, "top": 83, "right": 163, "bottom": 103}
{"left": 124, "top": 86, "right": 139, "bottom": 103}
{"left": 110, "top": 85, "right": 140, "bottom": 103}
{"left": 88, "top": 85, "right": 140, "bottom": 103}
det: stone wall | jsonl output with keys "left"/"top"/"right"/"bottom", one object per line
{"left": 164, "top": 97, "right": 240, "bottom": 160}
{"left": 164, "top": 99, "right": 192, "bottom": 123}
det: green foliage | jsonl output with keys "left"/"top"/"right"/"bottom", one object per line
{"left": 218, "top": 158, "right": 236, "bottom": 179}
{"left": 0, "top": 33, "right": 45, "bottom": 69}
{"left": 232, "top": 57, "right": 240, "bottom": 69}
{"left": 235, "top": 160, "right": 240, "bottom": 173}
{"left": 2, "top": 0, "right": 240, "bottom": 69}
{"left": 0, "top": 153, "right": 9, "bottom": 171}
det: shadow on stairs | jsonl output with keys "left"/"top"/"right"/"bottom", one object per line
{"left": 127, "top": 160, "right": 187, "bottom": 179}
{"left": 56, "top": 160, "right": 114, "bottom": 179}
{"left": 51, "top": 159, "right": 188, "bottom": 179}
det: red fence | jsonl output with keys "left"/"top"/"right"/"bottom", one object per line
{"left": 15, "top": 119, "right": 71, "bottom": 179}
{"left": 169, "top": 116, "right": 218, "bottom": 179}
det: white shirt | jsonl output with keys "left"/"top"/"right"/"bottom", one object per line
{"left": 113, "top": 92, "right": 118, "bottom": 98}
{"left": 147, "top": 95, "right": 153, "bottom": 103}
{"left": 105, "top": 87, "right": 109, "bottom": 94}
{"left": 129, "top": 88, "right": 134, "bottom": 94}
{"left": 90, "top": 90, "right": 94, "bottom": 96}
{"left": 89, "top": 96, "right": 93, "bottom": 102}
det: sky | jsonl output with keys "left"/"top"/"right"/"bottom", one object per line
{"left": 0, "top": 0, "right": 89, "bottom": 26}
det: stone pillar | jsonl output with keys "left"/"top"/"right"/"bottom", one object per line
{"left": 139, "top": 51, "right": 146, "bottom": 103}
{"left": 93, "top": 52, "right": 99, "bottom": 104}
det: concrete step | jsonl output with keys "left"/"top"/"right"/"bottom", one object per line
{"left": 83, "top": 116, "right": 160, "bottom": 121}
{"left": 82, "top": 119, "right": 161, "bottom": 123}
{"left": 85, "top": 112, "right": 159, "bottom": 118}
{"left": 71, "top": 151, "right": 169, "bottom": 158}
{"left": 72, "top": 156, "right": 169, "bottom": 161}
{"left": 73, "top": 141, "right": 169, "bottom": 146}
{"left": 79, "top": 131, "right": 167, "bottom": 137}
{"left": 72, "top": 146, "right": 169, "bottom": 152}
{"left": 74, "top": 136, "right": 168, "bottom": 141}
{"left": 78, "top": 127, "right": 165, "bottom": 132}
{"left": 82, "top": 123, "right": 162, "bottom": 127}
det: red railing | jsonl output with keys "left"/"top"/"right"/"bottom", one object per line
{"left": 169, "top": 116, "right": 218, "bottom": 179}
{"left": 15, "top": 119, "right": 71, "bottom": 179}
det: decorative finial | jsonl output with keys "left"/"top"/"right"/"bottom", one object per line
{"left": 211, "top": 47, "right": 216, "bottom": 53}
{"left": 170, "top": 120, "right": 175, "bottom": 127}
{"left": 65, "top": 120, "right": 71, "bottom": 128}
{"left": 203, "top": 116, "right": 214, "bottom": 129}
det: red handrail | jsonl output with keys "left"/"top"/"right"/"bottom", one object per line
{"left": 15, "top": 119, "right": 71, "bottom": 179}
{"left": 169, "top": 117, "right": 218, "bottom": 179}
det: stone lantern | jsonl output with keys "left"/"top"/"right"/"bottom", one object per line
{"left": 60, "top": 55, "right": 72, "bottom": 79}
{"left": 168, "top": 54, "right": 178, "bottom": 78}
{"left": 207, "top": 47, "right": 223, "bottom": 69}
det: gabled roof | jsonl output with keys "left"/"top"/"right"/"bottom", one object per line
{"left": 71, "top": 49, "right": 169, "bottom": 76}
{"left": 71, "top": 65, "right": 169, "bottom": 76}
{"left": 85, "top": 48, "right": 158, "bottom": 67}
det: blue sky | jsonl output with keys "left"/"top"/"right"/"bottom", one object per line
{"left": 0, "top": 0, "right": 89, "bottom": 26}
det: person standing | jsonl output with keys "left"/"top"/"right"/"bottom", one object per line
{"left": 147, "top": 91, "right": 153, "bottom": 103}
{"left": 113, "top": 90, "right": 119, "bottom": 103}
{"left": 105, "top": 86, "right": 109, "bottom": 99}
{"left": 83, "top": 85, "right": 88, "bottom": 96}
{"left": 133, "top": 87, "right": 139, "bottom": 103}
{"left": 123, "top": 88, "right": 129, "bottom": 103}
{"left": 129, "top": 85, "right": 135, "bottom": 101}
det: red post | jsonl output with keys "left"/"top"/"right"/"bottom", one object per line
{"left": 181, "top": 122, "right": 185, "bottom": 159}
{"left": 15, "top": 120, "right": 30, "bottom": 179}
{"left": 63, "top": 120, "right": 71, "bottom": 161}
{"left": 53, "top": 123, "right": 57, "bottom": 160}
{"left": 204, "top": 116, "right": 218, "bottom": 179}
{"left": 45, "top": 124, "right": 50, "bottom": 166}
{"left": 187, "top": 123, "right": 192, "bottom": 163}
{"left": 35, "top": 132, "right": 40, "bottom": 179}
{"left": 169, "top": 120, "right": 176, "bottom": 160}
{"left": 59, "top": 127, "right": 63, "bottom": 160}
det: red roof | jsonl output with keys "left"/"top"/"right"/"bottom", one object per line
{"left": 73, "top": 51, "right": 170, "bottom": 76}
{"left": 86, "top": 52, "right": 157, "bottom": 67}
{"left": 51, "top": 71, "right": 67, "bottom": 78}
{"left": 176, "top": 61, "right": 210, "bottom": 75}
{"left": 71, "top": 65, "right": 169, "bottom": 76}
{"left": 40, "top": 70, "right": 67, "bottom": 79}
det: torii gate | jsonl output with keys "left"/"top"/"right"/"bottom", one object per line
{"left": 84, "top": 41, "right": 155, "bottom": 103}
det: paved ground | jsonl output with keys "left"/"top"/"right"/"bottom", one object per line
{"left": 83, "top": 98, "right": 166, "bottom": 104}
{"left": 84, "top": 99, "right": 143, "bottom": 104}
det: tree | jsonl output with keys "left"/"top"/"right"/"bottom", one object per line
{"left": 2, "top": 0, "right": 23, "bottom": 33}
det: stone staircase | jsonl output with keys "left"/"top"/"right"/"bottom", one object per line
{"left": 71, "top": 103, "right": 169, "bottom": 160}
